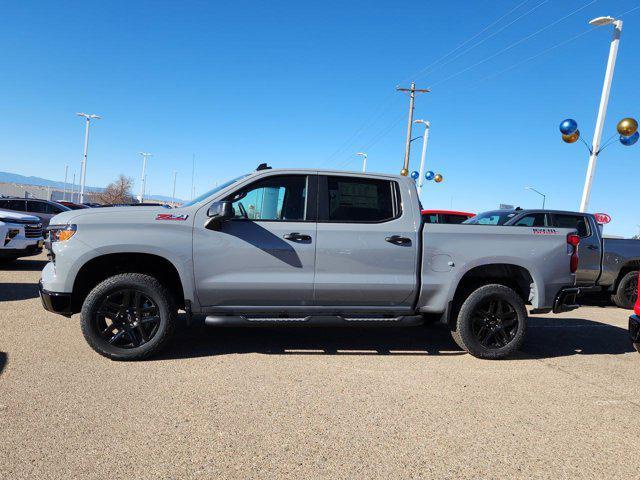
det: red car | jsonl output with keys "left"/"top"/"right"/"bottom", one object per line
{"left": 421, "top": 209, "right": 474, "bottom": 224}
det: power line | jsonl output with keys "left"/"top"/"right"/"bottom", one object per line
{"left": 429, "top": 0, "right": 598, "bottom": 89}
{"left": 406, "top": 0, "right": 548, "bottom": 84}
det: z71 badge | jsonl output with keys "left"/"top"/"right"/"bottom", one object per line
{"left": 156, "top": 213, "right": 189, "bottom": 221}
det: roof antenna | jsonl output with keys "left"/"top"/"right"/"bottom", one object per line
{"left": 256, "top": 163, "right": 271, "bottom": 171}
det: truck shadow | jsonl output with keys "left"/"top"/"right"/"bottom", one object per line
{"left": 157, "top": 315, "right": 635, "bottom": 360}
{"left": 0, "top": 258, "right": 48, "bottom": 272}
{"left": 0, "top": 283, "right": 40, "bottom": 301}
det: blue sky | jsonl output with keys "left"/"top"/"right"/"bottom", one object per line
{"left": 1, "top": 0, "right": 638, "bottom": 236}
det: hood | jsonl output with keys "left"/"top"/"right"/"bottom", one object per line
{"left": 0, "top": 209, "right": 41, "bottom": 223}
{"left": 49, "top": 206, "right": 174, "bottom": 226}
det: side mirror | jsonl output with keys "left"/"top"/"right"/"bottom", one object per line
{"left": 205, "top": 201, "right": 233, "bottom": 230}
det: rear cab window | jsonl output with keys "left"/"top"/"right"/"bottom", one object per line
{"left": 552, "top": 214, "right": 591, "bottom": 238}
{"left": 319, "top": 176, "right": 400, "bottom": 223}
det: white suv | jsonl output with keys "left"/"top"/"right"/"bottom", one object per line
{"left": 0, "top": 210, "right": 44, "bottom": 263}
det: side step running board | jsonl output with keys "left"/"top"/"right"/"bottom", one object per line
{"left": 204, "top": 315, "right": 424, "bottom": 327}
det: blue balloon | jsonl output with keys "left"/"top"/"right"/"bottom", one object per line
{"left": 410, "top": 170, "right": 419, "bottom": 180}
{"left": 559, "top": 118, "right": 578, "bottom": 135}
{"left": 425, "top": 171, "right": 435, "bottom": 181}
{"left": 620, "top": 131, "right": 639, "bottom": 146}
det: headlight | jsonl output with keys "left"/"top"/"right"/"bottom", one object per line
{"left": 47, "top": 224, "right": 77, "bottom": 242}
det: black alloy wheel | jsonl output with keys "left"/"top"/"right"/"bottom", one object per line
{"left": 470, "top": 298, "right": 518, "bottom": 349}
{"left": 95, "top": 289, "right": 161, "bottom": 349}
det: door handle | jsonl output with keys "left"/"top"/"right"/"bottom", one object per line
{"left": 385, "top": 235, "right": 411, "bottom": 245}
{"left": 283, "top": 232, "right": 311, "bottom": 241}
{"left": 586, "top": 245, "right": 599, "bottom": 250}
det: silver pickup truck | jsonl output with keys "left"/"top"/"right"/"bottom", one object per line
{"left": 39, "top": 168, "right": 579, "bottom": 361}
{"left": 466, "top": 209, "right": 640, "bottom": 309}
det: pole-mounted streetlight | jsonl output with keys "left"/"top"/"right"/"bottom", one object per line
{"left": 139, "top": 152, "right": 152, "bottom": 203}
{"left": 356, "top": 152, "right": 368, "bottom": 173}
{"left": 525, "top": 186, "right": 546, "bottom": 209}
{"left": 76, "top": 113, "right": 101, "bottom": 203}
{"left": 413, "top": 119, "right": 430, "bottom": 197}
{"left": 559, "top": 16, "right": 637, "bottom": 213}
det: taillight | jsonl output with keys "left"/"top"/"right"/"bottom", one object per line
{"left": 567, "top": 233, "right": 580, "bottom": 274}
{"left": 634, "top": 272, "right": 640, "bottom": 316}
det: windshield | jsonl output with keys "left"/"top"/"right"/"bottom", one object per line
{"left": 463, "top": 210, "right": 518, "bottom": 225}
{"left": 181, "top": 175, "right": 249, "bottom": 207}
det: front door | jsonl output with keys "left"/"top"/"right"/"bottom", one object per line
{"left": 193, "top": 174, "right": 317, "bottom": 308}
{"left": 313, "top": 174, "right": 418, "bottom": 307}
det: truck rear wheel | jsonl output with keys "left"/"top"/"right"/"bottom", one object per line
{"left": 611, "top": 271, "right": 638, "bottom": 310}
{"left": 80, "top": 273, "right": 176, "bottom": 361}
{"left": 451, "top": 284, "right": 527, "bottom": 359}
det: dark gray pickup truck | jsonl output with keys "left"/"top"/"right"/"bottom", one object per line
{"left": 465, "top": 209, "right": 640, "bottom": 309}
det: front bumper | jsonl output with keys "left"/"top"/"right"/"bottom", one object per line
{"left": 552, "top": 287, "right": 580, "bottom": 313}
{"left": 38, "top": 280, "right": 73, "bottom": 317}
{"left": 630, "top": 315, "right": 640, "bottom": 346}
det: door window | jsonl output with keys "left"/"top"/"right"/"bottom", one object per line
{"left": 512, "top": 213, "right": 548, "bottom": 227}
{"left": 0, "top": 199, "right": 26, "bottom": 211}
{"left": 324, "top": 176, "right": 396, "bottom": 222}
{"left": 227, "top": 175, "right": 307, "bottom": 221}
{"left": 422, "top": 213, "right": 439, "bottom": 224}
{"left": 441, "top": 214, "right": 469, "bottom": 224}
{"left": 27, "top": 201, "right": 47, "bottom": 213}
{"left": 553, "top": 214, "right": 590, "bottom": 237}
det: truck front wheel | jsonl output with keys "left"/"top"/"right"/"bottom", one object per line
{"left": 451, "top": 284, "right": 527, "bottom": 359}
{"left": 80, "top": 273, "right": 176, "bottom": 361}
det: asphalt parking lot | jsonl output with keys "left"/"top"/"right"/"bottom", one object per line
{"left": 1, "top": 253, "right": 639, "bottom": 479}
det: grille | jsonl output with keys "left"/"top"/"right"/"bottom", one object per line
{"left": 24, "top": 224, "right": 43, "bottom": 238}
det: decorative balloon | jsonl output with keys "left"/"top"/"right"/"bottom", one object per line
{"left": 559, "top": 119, "right": 578, "bottom": 136}
{"left": 434, "top": 173, "right": 443, "bottom": 183}
{"left": 617, "top": 118, "right": 638, "bottom": 137}
{"left": 620, "top": 131, "right": 639, "bottom": 146}
{"left": 400, "top": 168, "right": 409, "bottom": 176}
{"left": 425, "top": 171, "right": 435, "bottom": 181}
{"left": 562, "top": 130, "right": 580, "bottom": 144}
{"left": 410, "top": 170, "right": 419, "bottom": 180}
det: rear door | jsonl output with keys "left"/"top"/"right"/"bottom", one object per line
{"left": 314, "top": 175, "right": 418, "bottom": 307}
{"left": 550, "top": 213, "right": 601, "bottom": 285}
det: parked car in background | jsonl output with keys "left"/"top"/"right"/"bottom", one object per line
{"left": 40, "top": 168, "right": 579, "bottom": 361}
{"left": 422, "top": 209, "right": 474, "bottom": 224}
{"left": 58, "top": 201, "right": 89, "bottom": 210}
{"left": 82, "top": 202, "right": 102, "bottom": 208}
{"left": 0, "top": 198, "right": 70, "bottom": 227}
{"left": 466, "top": 209, "right": 640, "bottom": 309}
{"left": 629, "top": 273, "right": 639, "bottom": 353}
{"left": 0, "top": 210, "right": 44, "bottom": 263}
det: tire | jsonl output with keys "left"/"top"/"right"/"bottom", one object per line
{"left": 80, "top": 273, "right": 176, "bottom": 361}
{"left": 0, "top": 257, "right": 16, "bottom": 265}
{"left": 611, "top": 271, "right": 639, "bottom": 310}
{"left": 451, "top": 284, "right": 527, "bottom": 360}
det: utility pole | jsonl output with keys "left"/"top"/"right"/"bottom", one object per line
{"left": 76, "top": 113, "right": 101, "bottom": 203}
{"left": 139, "top": 152, "right": 152, "bottom": 202}
{"left": 396, "top": 82, "right": 430, "bottom": 175}
{"left": 63, "top": 165, "right": 69, "bottom": 201}
{"left": 71, "top": 173, "right": 76, "bottom": 203}
{"left": 580, "top": 16, "right": 622, "bottom": 212}
{"left": 172, "top": 171, "right": 177, "bottom": 205}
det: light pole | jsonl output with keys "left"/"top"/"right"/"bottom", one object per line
{"left": 138, "top": 152, "right": 152, "bottom": 202}
{"left": 413, "top": 119, "right": 430, "bottom": 196}
{"left": 525, "top": 186, "right": 546, "bottom": 209}
{"left": 579, "top": 16, "right": 622, "bottom": 212}
{"left": 63, "top": 165, "right": 69, "bottom": 201}
{"left": 172, "top": 171, "right": 177, "bottom": 205}
{"left": 356, "top": 152, "right": 368, "bottom": 173}
{"left": 76, "top": 113, "right": 101, "bottom": 203}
